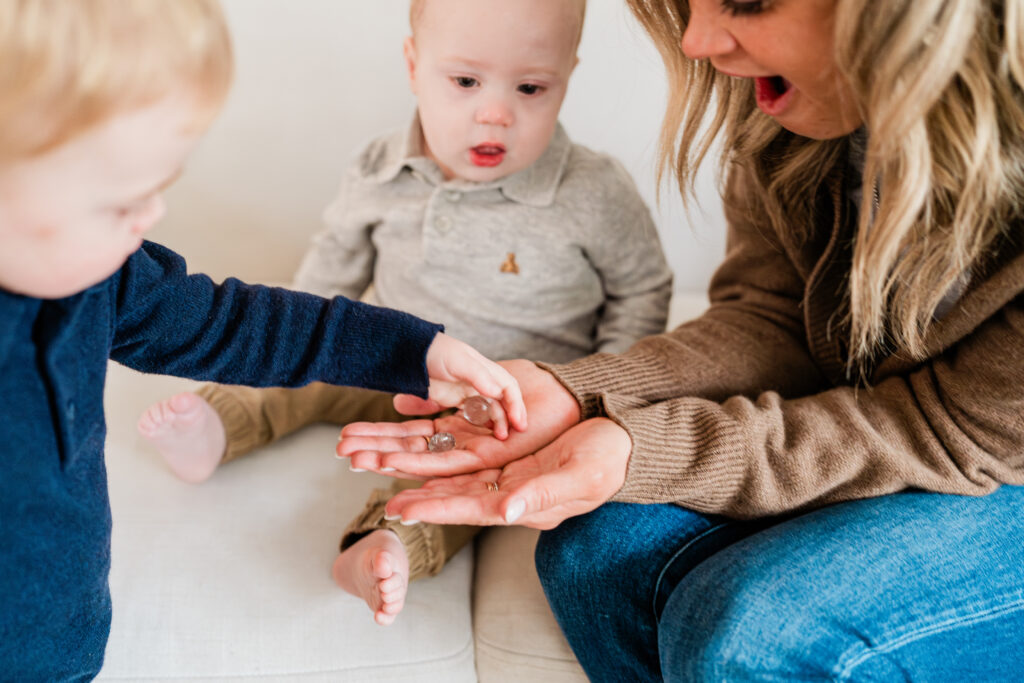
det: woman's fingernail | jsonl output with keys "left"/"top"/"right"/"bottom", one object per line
{"left": 505, "top": 499, "right": 525, "bottom": 524}
{"left": 380, "top": 466, "right": 396, "bottom": 472}
{"left": 400, "top": 518, "right": 420, "bottom": 526}
{"left": 349, "top": 466, "right": 366, "bottom": 473}
{"left": 384, "top": 512, "right": 400, "bottom": 521}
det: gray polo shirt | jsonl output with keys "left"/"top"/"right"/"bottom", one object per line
{"left": 293, "top": 114, "right": 672, "bottom": 364}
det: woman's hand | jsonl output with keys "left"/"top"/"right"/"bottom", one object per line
{"left": 420, "top": 333, "right": 527, "bottom": 438}
{"left": 338, "top": 359, "right": 581, "bottom": 477}
{"left": 379, "top": 417, "right": 632, "bottom": 530}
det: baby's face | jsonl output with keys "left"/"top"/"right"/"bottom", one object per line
{"left": 0, "top": 95, "right": 202, "bottom": 298}
{"left": 405, "top": 0, "right": 580, "bottom": 183}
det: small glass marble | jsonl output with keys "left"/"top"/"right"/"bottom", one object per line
{"left": 427, "top": 432, "right": 456, "bottom": 452}
{"left": 461, "top": 396, "right": 492, "bottom": 426}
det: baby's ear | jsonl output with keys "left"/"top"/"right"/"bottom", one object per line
{"left": 403, "top": 36, "right": 419, "bottom": 93}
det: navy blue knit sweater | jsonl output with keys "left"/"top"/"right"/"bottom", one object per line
{"left": 0, "top": 242, "right": 442, "bottom": 681}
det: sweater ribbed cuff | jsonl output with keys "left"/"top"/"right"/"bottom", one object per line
{"left": 599, "top": 394, "right": 747, "bottom": 515}
{"left": 539, "top": 352, "right": 682, "bottom": 419}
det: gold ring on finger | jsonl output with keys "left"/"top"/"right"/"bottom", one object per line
{"left": 486, "top": 481, "right": 499, "bottom": 493}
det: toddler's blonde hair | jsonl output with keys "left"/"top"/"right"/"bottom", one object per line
{"left": 0, "top": 0, "right": 233, "bottom": 159}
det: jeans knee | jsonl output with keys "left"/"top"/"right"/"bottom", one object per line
{"left": 535, "top": 504, "right": 653, "bottom": 616}
{"left": 534, "top": 517, "right": 600, "bottom": 602}
{"left": 657, "top": 570, "right": 835, "bottom": 682}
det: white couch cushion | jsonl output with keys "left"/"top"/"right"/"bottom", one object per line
{"left": 99, "top": 367, "right": 477, "bottom": 682}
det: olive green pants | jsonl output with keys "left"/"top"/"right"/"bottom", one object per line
{"left": 198, "top": 382, "right": 478, "bottom": 580}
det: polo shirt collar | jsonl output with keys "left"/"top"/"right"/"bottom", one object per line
{"left": 367, "top": 110, "right": 571, "bottom": 208}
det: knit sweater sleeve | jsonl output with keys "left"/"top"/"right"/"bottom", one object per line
{"left": 600, "top": 287, "right": 1024, "bottom": 516}
{"left": 109, "top": 241, "right": 442, "bottom": 398}
{"left": 543, "top": 165, "right": 828, "bottom": 418}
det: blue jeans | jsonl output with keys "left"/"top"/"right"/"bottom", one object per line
{"left": 535, "top": 486, "right": 1024, "bottom": 681}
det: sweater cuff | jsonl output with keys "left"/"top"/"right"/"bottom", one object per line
{"left": 539, "top": 352, "right": 679, "bottom": 419}
{"left": 340, "top": 301, "right": 443, "bottom": 399}
{"left": 599, "top": 394, "right": 747, "bottom": 514}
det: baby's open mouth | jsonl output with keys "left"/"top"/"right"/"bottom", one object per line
{"left": 754, "top": 75, "right": 794, "bottom": 115}
{"left": 470, "top": 144, "right": 506, "bottom": 168}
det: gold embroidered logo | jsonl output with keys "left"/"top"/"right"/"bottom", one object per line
{"left": 500, "top": 252, "right": 519, "bottom": 274}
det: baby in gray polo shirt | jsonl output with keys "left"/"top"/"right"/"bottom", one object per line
{"left": 139, "top": 0, "right": 671, "bottom": 625}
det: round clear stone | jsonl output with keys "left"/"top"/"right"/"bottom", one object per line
{"left": 461, "top": 396, "right": 491, "bottom": 426}
{"left": 427, "top": 432, "right": 456, "bottom": 452}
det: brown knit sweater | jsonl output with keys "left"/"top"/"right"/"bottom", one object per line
{"left": 546, "top": 163, "right": 1024, "bottom": 519}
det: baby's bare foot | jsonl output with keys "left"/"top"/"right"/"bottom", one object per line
{"left": 332, "top": 529, "right": 409, "bottom": 626}
{"left": 137, "top": 392, "right": 226, "bottom": 484}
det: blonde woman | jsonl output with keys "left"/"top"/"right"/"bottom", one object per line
{"left": 339, "top": 0, "right": 1024, "bottom": 679}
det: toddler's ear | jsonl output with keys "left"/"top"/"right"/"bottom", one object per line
{"left": 403, "top": 36, "right": 419, "bottom": 94}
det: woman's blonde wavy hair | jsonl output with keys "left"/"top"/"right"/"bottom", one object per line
{"left": 627, "top": 0, "right": 1024, "bottom": 366}
{"left": 0, "top": 0, "right": 233, "bottom": 160}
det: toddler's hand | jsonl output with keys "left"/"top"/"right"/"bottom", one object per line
{"left": 419, "top": 333, "right": 526, "bottom": 438}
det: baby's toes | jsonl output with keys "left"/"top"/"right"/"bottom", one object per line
{"left": 374, "top": 609, "right": 398, "bottom": 626}
{"left": 371, "top": 551, "right": 394, "bottom": 580}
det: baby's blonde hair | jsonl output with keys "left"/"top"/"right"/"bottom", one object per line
{"left": 628, "top": 0, "right": 1024, "bottom": 368}
{"left": 0, "top": 0, "right": 233, "bottom": 159}
{"left": 409, "top": 0, "right": 588, "bottom": 50}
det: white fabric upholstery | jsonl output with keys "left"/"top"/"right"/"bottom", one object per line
{"left": 98, "top": 292, "right": 708, "bottom": 681}
{"left": 99, "top": 369, "right": 476, "bottom": 682}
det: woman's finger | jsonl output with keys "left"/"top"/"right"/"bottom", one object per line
{"left": 378, "top": 449, "right": 492, "bottom": 477}
{"left": 392, "top": 394, "right": 443, "bottom": 416}
{"left": 340, "top": 419, "right": 434, "bottom": 439}
{"left": 337, "top": 433, "right": 433, "bottom": 459}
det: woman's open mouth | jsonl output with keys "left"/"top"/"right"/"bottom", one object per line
{"left": 470, "top": 143, "right": 506, "bottom": 168}
{"left": 754, "top": 76, "right": 794, "bottom": 116}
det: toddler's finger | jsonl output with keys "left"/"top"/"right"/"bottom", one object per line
{"left": 492, "top": 375, "right": 527, "bottom": 433}
{"left": 485, "top": 400, "right": 509, "bottom": 440}
{"left": 393, "top": 394, "right": 442, "bottom": 416}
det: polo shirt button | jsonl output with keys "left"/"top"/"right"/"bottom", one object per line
{"left": 445, "top": 190, "right": 462, "bottom": 202}
{"left": 435, "top": 216, "right": 452, "bottom": 233}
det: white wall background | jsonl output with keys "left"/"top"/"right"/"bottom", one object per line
{"left": 150, "top": 0, "right": 727, "bottom": 293}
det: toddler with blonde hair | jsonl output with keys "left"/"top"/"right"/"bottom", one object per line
{"left": 0, "top": 1, "right": 524, "bottom": 677}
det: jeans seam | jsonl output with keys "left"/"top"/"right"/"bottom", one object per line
{"left": 652, "top": 522, "right": 731, "bottom": 618}
{"left": 836, "top": 595, "right": 1024, "bottom": 680}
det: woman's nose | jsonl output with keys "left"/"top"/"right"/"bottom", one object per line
{"left": 681, "top": 3, "right": 739, "bottom": 60}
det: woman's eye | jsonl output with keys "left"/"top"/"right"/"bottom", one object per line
{"left": 517, "top": 83, "right": 544, "bottom": 95}
{"left": 454, "top": 76, "right": 478, "bottom": 88}
{"left": 720, "top": 0, "right": 766, "bottom": 16}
